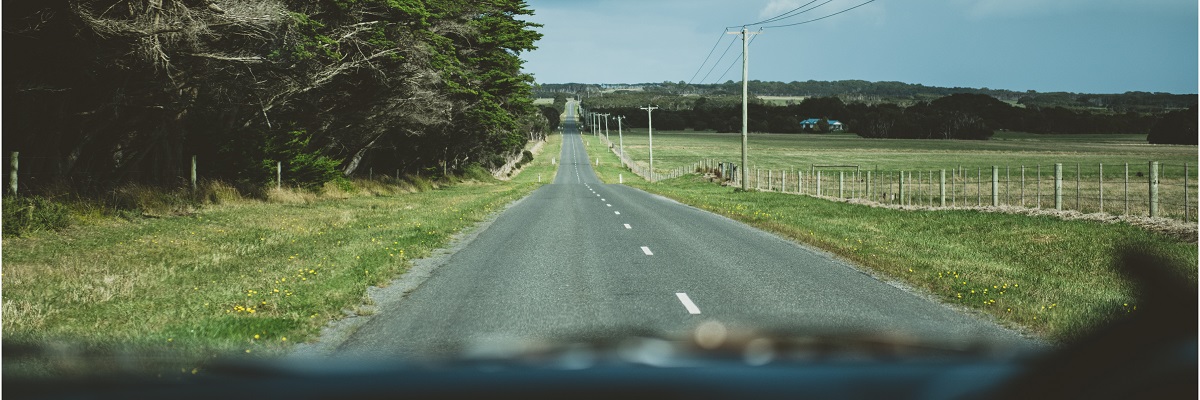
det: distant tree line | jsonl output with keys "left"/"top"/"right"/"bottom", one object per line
{"left": 584, "top": 93, "right": 1197, "bottom": 142}
{"left": 4, "top": 0, "right": 548, "bottom": 193}
{"left": 548, "top": 80, "right": 1197, "bottom": 113}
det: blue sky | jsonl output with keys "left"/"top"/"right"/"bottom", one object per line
{"left": 519, "top": 0, "right": 1198, "bottom": 94}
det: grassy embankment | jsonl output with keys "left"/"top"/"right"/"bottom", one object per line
{"left": 580, "top": 133, "right": 1197, "bottom": 342}
{"left": 605, "top": 130, "right": 1197, "bottom": 219}
{"left": 1, "top": 133, "right": 563, "bottom": 373}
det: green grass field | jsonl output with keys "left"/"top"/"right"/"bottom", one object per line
{"left": 598, "top": 130, "right": 1197, "bottom": 220}
{"left": 1, "top": 134, "right": 564, "bottom": 375}
{"left": 607, "top": 130, "right": 1193, "bottom": 173}
{"left": 580, "top": 132, "right": 1198, "bottom": 343}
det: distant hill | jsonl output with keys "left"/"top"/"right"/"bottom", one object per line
{"left": 534, "top": 80, "right": 1196, "bottom": 114}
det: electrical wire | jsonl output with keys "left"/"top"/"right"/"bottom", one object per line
{"left": 698, "top": 34, "right": 740, "bottom": 85}
{"left": 727, "top": 0, "right": 830, "bottom": 29}
{"left": 694, "top": 0, "right": 881, "bottom": 84}
{"left": 691, "top": 32, "right": 724, "bottom": 85}
{"left": 713, "top": 34, "right": 759, "bottom": 84}
{"left": 761, "top": 0, "right": 879, "bottom": 28}
{"left": 728, "top": 0, "right": 816, "bottom": 28}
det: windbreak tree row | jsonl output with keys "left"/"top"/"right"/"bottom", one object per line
{"left": 4, "top": 0, "right": 546, "bottom": 192}
{"left": 584, "top": 94, "right": 1196, "bottom": 143}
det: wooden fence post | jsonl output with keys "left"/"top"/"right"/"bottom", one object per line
{"left": 1149, "top": 161, "right": 1159, "bottom": 218}
{"left": 1098, "top": 163, "right": 1103, "bottom": 213}
{"left": 1005, "top": 165, "right": 1010, "bottom": 205}
{"left": 1076, "top": 163, "right": 1081, "bottom": 211}
{"left": 1186, "top": 163, "right": 1190, "bottom": 221}
{"left": 191, "top": 155, "right": 198, "bottom": 192}
{"left": 939, "top": 169, "right": 946, "bottom": 207}
{"left": 1020, "top": 165, "right": 1025, "bottom": 207}
{"left": 816, "top": 171, "right": 822, "bottom": 197}
{"left": 840, "top": 169, "right": 849, "bottom": 198}
{"left": 866, "top": 171, "right": 871, "bottom": 200}
{"left": 8, "top": 151, "right": 18, "bottom": 196}
{"left": 991, "top": 166, "right": 999, "bottom": 207}
{"left": 1037, "top": 165, "right": 1042, "bottom": 209}
{"left": 899, "top": 171, "right": 906, "bottom": 205}
{"left": 1054, "top": 163, "right": 1063, "bottom": 210}
{"left": 277, "top": 161, "right": 282, "bottom": 190}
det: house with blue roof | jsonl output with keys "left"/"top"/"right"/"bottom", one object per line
{"left": 799, "top": 118, "right": 844, "bottom": 132}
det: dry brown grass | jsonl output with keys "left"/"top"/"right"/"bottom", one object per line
{"left": 264, "top": 187, "right": 320, "bottom": 204}
{"left": 199, "top": 180, "right": 245, "bottom": 204}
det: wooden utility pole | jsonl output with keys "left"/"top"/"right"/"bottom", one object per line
{"left": 727, "top": 27, "right": 761, "bottom": 190}
{"left": 615, "top": 115, "right": 626, "bottom": 161}
{"left": 640, "top": 106, "right": 658, "bottom": 182}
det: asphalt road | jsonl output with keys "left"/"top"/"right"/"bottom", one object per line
{"left": 335, "top": 102, "right": 1033, "bottom": 360}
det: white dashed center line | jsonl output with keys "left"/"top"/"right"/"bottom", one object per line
{"left": 676, "top": 293, "right": 701, "bottom": 314}
{"left": 641, "top": 246, "right": 653, "bottom": 255}
{"left": 614, "top": 211, "right": 620, "bottom": 215}
{"left": 606, "top": 204, "right": 612, "bottom": 207}
{"left": 624, "top": 224, "right": 631, "bottom": 229}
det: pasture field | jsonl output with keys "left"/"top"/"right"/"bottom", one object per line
{"left": 599, "top": 130, "right": 1197, "bottom": 220}
{"left": 579, "top": 132, "right": 1198, "bottom": 342}
{"left": 605, "top": 130, "right": 1193, "bottom": 173}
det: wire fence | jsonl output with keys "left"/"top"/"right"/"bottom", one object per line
{"left": 599, "top": 133, "right": 686, "bottom": 183}
{"left": 2, "top": 153, "right": 423, "bottom": 197}
{"left": 695, "top": 158, "right": 1196, "bottom": 222}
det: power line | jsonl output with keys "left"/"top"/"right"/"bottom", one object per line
{"left": 699, "top": 34, "right": 739, "bottom": 85}
{"left": 762, "top": 0, "right": 879, "bottom": 28}
{"left": 690, "top": 0, "right": 881, "bottom": 84}
{"left": 728, "top": 0, "right": 828, "bottom": 28}
{"left": 713, "top": 34, "right": 758, "bottom": 84}
{"left": 687, "top": 31, "right": 729, "bottom": 85}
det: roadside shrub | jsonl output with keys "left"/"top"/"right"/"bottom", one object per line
{"left": 409, "top": 175, "right": 435, "bottom": 192}
{"left": 109, "top": 184, "right": 196, "bottom": 216}
{"left": 198, "top": 180, "right": 244, "bottom": 204}
{"left": 2, "top": 196, "right": 71, "bottom": 236}
{"left": 265, "top": 187, "right": 318, "bottom": 204}
{"left": 461, "top": 164, "right": 494, "bottom": 182}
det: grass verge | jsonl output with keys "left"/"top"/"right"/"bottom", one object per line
{"left": 1, "top": 134, "right": 563, "bottom": 376}
{"left": 582, "top": 131, "right": 1198, "bottom": 343}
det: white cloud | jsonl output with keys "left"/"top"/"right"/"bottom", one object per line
{"left": 755, "top": 0, "right": 886, "bottom": 28}
{"left": 758, "top": 0, "right": 804, "bottom": 20}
